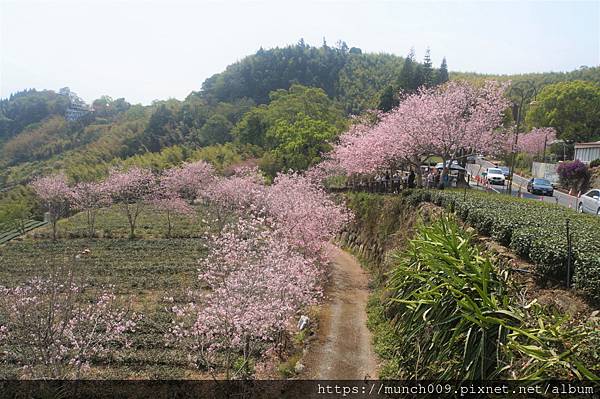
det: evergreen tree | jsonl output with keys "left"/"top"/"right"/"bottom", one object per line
{"left": 422, "top": 48, "right": 434, "bottom": 87}
{"left": 398, "top": 48, "right": 415, "bottom": 92}
{"left": 377, "top": 85, "right": 398, "bottom": 112}
{"left": 437, "top": 57, "right": 449, "bottom": 85}
{"left": 412, "top": 64, "right": 425, "bottom": 91}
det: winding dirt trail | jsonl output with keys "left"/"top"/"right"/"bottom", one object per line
{"left": 301, "top": 247, "right": 378, "bottom": 379}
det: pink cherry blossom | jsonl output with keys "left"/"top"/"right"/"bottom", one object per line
{"left": 149, "top": 168, "right": 197, "bottom": 238}
{"left": 71, "top": 181, "right": 112, "bottom": 238}
{"left": 169, "top": 216, "right": 323, "bottom": 378}
{"left": 325, "top": 80, "right": 511, "bottom": 184}
{"left": 265, "top": 172, "right": 352, "bottom": 260}
{"left": 515, "top": 127, "right": 557, "bottom": 155}
{"left": 0, "top": 272, "right": 139, "bottom": 379}
{"left": 104, "top": 167, "right": 155, "bottom": 238}
{"left": 30, "top": 173, "right": 73, "bottom": 240}
{"left": 160, "top": 160, "right": 215, "bottom": 203}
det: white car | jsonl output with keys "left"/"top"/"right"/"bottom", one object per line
{"left": 578, "top": 189, "right": 600, "bottom": 216}
{"left": 485, "top": 167, "right": 506, "bottom": 186}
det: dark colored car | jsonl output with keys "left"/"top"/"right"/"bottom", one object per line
{"left": 499, "top": 166, "right": 510, "bottom": 178}
{"left": 527, "top": 178, "right": 554, "bottom": 196}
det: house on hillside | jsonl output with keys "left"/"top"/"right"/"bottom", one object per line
{"left": 574, "top": 141, "right": 600, "bottom": 164}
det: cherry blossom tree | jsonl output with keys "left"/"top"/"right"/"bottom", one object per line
{"left": 149, "top": 175, "right": 195, "bottom": 238}
{"left": 204, "top": 168, "right": 350, "bottom": 259}
{"left": 71, "top": 181, "right": 111, "bottom": 238}
{"left": 326, "top": 81, "right": 511, "bottom": 186}
{"left": 207, "top": 167, "right": 265, "bottom": 210}
{"left": 265, "top": 172, "right": 351, "bottom": 260}
{"left": 169, "top": 216, "right": 322, "bottom": 378}
{"left": 104, "top": 167, "right": 155, "bottom": 239}
{"left": 203, "top": 167, "right": 266, "bottom": 230}
{"left": 160, "top": 160, "right": 215, "bottom": 203}
{"left": 515, "top": 127, "right": 557, "bottom": 156}
{"left": 30, "top": 174, "right": 73, "bottom": 241}
{"left": 0, "top": 270, "right": 138, "bottom": 378}
{"left": 162, "top": 161, "right": 352, "bottom": 378}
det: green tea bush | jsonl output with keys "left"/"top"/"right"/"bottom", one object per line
{"left": 408, "top": 189, "right": 600, "bottom": 303}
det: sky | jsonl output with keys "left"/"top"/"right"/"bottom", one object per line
{"left": 1, "top": 0, "right": 598, "bottom": 105}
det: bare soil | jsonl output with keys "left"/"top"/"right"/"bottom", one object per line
{"left": 300, "top": 247, "right": 378, "bottom": 379}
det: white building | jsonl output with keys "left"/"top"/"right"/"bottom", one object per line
{"left": 574, "top": 142, "right": 600, "bottom": 164}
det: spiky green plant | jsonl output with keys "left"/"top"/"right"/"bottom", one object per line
{"left": 384, "top": 215, "right": 597, "bottom": 380}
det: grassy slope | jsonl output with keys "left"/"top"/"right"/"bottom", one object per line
{"left": 0, "top": 205, "right": 211, "bottom": 378}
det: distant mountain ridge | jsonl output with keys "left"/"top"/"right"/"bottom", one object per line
{"left": 1, "top": 41, "right": 598, "bottom": 189}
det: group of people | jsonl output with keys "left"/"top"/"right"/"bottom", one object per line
{"left": 373, "top": 170, "right": 416, "bottom": 189}
{"left": 349, "top": 165, "right": 460, "bottom": 194}
{"left": 425, "top": 167, "right": 442, "bottom": 188}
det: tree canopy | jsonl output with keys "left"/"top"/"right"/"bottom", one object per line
{"left": 526, "top": 80, "right": 600, "bottom": 143}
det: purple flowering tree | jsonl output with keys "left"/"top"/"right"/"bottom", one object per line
{"left": 557, "top": 159, "right": 590, "bottom": 193}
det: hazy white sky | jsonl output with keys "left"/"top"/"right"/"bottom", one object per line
{"left": 1, "top": 0, "right": 598, "bottom": 104}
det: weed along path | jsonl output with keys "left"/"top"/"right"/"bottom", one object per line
{"left": 301, "top": 247, "right": 378, "bottom": 379}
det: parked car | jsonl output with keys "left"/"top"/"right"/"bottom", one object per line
{"left": 527, "top": 178, "right": 554, "bottom": 196}
{"left": 466, "top": 154, "right": 477, "bottom": 164}
{"left": 578, "top": 189, "right": 600, "bottom": 216}
{"left": 485, "top": 168, "right": 505, "bottom": 185}
{"left": 499, "top": 166, "right": 510, "bottom": 178}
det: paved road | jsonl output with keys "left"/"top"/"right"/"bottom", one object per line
{"left": 466, "top": 158, "right": 580, "bottom": 210}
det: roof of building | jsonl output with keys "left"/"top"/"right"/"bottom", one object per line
{"left": 574, "top": 141, "right": 600, "bottom": 149}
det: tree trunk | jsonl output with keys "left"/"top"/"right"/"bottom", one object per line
{"left": 52, "top": 219, "right": 57, "bottom": 241}
{"left": 415, "top": 166, "right": 423, "bottom": 188}
{"left": 126, "top": 204, "right": 136, "bottom": 239}
{"left": 166, "top": 210, "right": 172, "bottom": 238}
{"left": 90, "top": 211, "right": 96, "bottom": 239}
{"left": 440, "top": 157, "right": 449, "bottom": 189}
{"left": 87, "top": 209, "right": 96, "bottom": 238}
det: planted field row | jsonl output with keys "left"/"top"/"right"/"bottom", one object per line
{"left": 32, "top": 205, "right": 214, "bottom": 240}
{"left": 0, "top": 238, "right": 206, "bottom": 290}
{"left": 0, "top": 237, "right": 208, "bottom": 379}
{"left": 405, "top": 189, "right": 600, "bottom": 303}
{"left": 0, "top": 220, "right": 47, "bottom": 245}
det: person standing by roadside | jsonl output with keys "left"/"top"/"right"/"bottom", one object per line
{"left": 408, "top": 170, "right": 416, "bottom": 189}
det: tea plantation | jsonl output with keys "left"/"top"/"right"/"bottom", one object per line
{"left": 0, "top": 220, "right": 47, "bottom": 245}
{"left": 406, "top": 189, "right": 600, "bottom": 303}
{"left": 0, "top": 205, "right": 211, "bottom": 378}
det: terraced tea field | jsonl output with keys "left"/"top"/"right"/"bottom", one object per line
{"left": 0, "top": 220, "right": 47, "bottom": 244}
{"left": 0, "top": 205, "right": 212, "bottom": 378}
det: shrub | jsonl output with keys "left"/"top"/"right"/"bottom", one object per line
{"left": 557, "top": 160, "right": 590, "bottom": 192}
{"left": 590, "top": 158, "right": 600, "bottom": 169}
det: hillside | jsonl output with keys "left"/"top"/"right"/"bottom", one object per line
{"left": 1, "top": 41, "right": 599, "bottom": 222}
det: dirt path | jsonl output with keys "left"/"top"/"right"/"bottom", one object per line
{"left": 300, "top": 247, "right": 378, "bottom": 379}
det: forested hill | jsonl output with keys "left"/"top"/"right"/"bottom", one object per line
{"left": 1, "top": 40, "right": 599, "bottom": 196}
{"left": 199, "top": 40, "right": 410, "bottom": 114}
{"left": 0, "top": 41, "right": 440, "bottom": 187}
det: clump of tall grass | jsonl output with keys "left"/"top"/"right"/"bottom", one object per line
{"left": 384, "top": 216, "right": 596, "bottom": 380}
